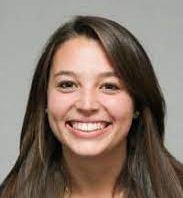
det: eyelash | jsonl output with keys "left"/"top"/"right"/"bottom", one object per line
{"left": 57, "top": 80, "right": 77, "bottom": 92}
{"left": 57, "top": 81, "right": 120, "bottom": 93}
{"left": 100, "top": 83, "right": 119, "bottom": 90}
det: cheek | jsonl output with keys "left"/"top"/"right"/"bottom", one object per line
{"left": 47, "top": 90, "right": 74, "bottom": 141}
{"left": 101, "top": 94, "right": 134, "bottom": 121}
{"left": 47, "top": 90, "right": 73, "bottom": 118}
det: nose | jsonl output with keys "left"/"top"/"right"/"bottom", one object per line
{"left": 75, "top": 88, "right": 100, "bottom": 114}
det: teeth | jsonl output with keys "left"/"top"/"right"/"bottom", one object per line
{"left": 71, "top": 122, "right": 107, "bottom": 132}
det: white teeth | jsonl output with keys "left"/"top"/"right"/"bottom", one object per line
{"left": 71, "top": 122, "right": 107, "bottom": 132}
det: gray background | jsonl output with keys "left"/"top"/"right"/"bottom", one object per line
{"left": 0, "top": 0, "right": 182, "bottom": 183}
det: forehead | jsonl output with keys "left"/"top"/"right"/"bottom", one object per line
{"left": 51, "top": 36, "right": 115, "bottom": 75}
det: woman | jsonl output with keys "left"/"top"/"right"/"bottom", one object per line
{"left": 0, "top": 15, "right": 183, "bottom": 198}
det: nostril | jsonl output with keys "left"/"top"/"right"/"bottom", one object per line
{"left": 75, "top": 105, "right": 100, "bottom": 113}
{"left": 76, "top": 109, "right": 99, "bottom": 117}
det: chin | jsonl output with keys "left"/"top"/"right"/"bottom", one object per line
{"left": 63, "top": 141, "right": 113, "bottom": 158}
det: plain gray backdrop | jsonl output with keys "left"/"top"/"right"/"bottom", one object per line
{"left": 0, "top": 0, "right": 182, "bottom": 183}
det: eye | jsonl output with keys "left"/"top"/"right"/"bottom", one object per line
{"left": 57, "top": 80, "right": 77, "bottom": 92}
{"left": 100, "top": 83, "right": 120, "bottom": 93}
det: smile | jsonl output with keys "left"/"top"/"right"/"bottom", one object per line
{"left": 66, "top": 121, "right": 111, "bottom": 133}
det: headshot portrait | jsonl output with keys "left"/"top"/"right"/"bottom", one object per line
{"left": 0, "top": 1, "right": 183, "bottom": 198}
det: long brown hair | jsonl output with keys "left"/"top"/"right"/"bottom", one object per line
{"left": 1, "top": 15, "right": 183, "bottom": 198}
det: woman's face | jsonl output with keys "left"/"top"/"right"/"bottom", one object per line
{"left": 47, "top": 36, "right": 134, "bottom": 157}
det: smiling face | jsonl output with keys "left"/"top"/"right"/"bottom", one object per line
{"left": 47, "top": 36, "right": 134, "bottom": 157}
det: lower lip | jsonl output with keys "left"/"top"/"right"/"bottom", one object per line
{"left": 65, "top": 123, "right": 112, "bottom": 139}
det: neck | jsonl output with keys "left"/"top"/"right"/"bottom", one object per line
{"left": 62, "top": 143, "right": 126, "bottom": 197}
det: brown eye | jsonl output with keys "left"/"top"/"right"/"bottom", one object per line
{"left": 104, "top": 83, "right": 119, "bottom": 89}
{"left": 57, "top": 80, "right": 77, "bottom": 92}
{"left": 100, "top": 83, "right": 120, "bottom": 94}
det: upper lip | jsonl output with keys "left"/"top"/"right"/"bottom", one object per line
{"left": 66, "top": 119, "right": 112, "bottom": 124}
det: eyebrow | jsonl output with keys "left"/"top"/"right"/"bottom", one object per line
{"left": 54, "top": 70, "right": 118, "bottom": 79}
